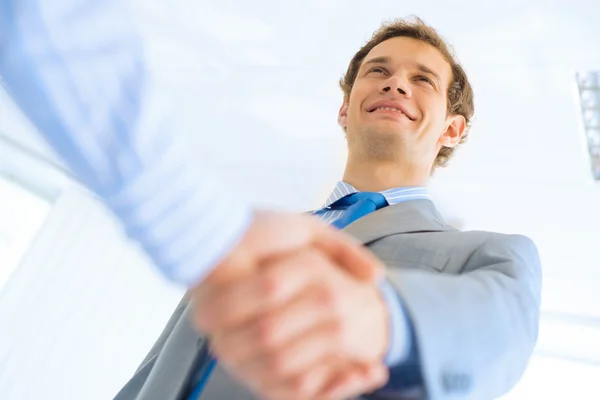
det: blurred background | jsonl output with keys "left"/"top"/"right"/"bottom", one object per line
{"left": 1, "top": 0, "right": 599, "bottom": 398}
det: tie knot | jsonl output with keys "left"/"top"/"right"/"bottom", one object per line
{"left": 330, "top": 192, "right": 388, "bottom": 210}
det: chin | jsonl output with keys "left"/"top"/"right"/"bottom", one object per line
{"left": 364, "top": 124, "right": 413, "bottom": 138}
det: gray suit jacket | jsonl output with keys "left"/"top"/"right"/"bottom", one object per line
{"left": 113, "top": 200, "right": 542, "bottom": 400}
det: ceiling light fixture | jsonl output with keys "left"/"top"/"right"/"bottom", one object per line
{"left": 576, "top": 71, "right": 600, "bottom": 180}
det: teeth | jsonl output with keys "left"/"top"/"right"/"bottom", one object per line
{"left": 376, "top": 107, "right": 403, "bottom": 113}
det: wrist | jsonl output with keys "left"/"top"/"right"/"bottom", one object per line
{"left": 371, "top": 283, "right": 391, "bottom": 361}
{"left": 377, "top": 279, "right": 410, "bottom": 367}
{"left": 203, "top": 211, "right": 258, "bottom": 286}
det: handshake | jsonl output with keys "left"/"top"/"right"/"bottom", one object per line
{"left": 189, "top": 210, "right": 392, "bottom": 400}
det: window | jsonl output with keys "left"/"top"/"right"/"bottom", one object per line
{"left": 0, "top": 176, "right": 51, "bottom": 290}
{"left": 576, "top": 71, "right": 600, "bottom": 180}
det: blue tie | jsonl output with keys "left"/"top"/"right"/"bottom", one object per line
{"left": 186, "top": 354, "right": 217, "bottom": 400}
{"left": 331, "top": 192, "right": 389, "bottom": 229}
{"left": 185, "top": 192, "right": 388, "bottom": 399}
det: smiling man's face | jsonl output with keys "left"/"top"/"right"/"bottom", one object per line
{"left": 338, "top": 36, "right": 465, "bottom": 167}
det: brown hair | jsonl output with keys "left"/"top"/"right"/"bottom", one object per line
{"left": 339, "top": 16, "right": 475, "bottom": 169}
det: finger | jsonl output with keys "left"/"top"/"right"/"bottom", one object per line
{"left": 213, "top": 286, "right": 332, "bottom": 365}
{"left": 237, "top": 211, "right": 333, "bottom": 264}
{"left": 194, "top": 211, "right": 331, "bottom": 286}
{"left": 196, "top": 249, "right": 327, "bottom": 332}
{"left": 258, "top": 357, "right": 346, "bottom": 400}
{"left": 321, "top": 361, "right": 389, "bottom": 399}
{"left": 216, "top": 210, "right": 381, "bottom": 282}
{"left": 235, "top": 320, "right": 341, "bottom": 385}
{"left": 313, "top": 227, "right": 385, "bottom": 283}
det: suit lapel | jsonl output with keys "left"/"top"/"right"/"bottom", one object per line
{"left": 343, "top": 199, "right": 453, "bottom": 245}
{"left": 137, "top": 305, "right": 205, "bottom": 400}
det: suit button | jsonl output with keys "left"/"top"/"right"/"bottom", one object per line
{"left": 442, "top": 373, "right": 471, "bottom": 393}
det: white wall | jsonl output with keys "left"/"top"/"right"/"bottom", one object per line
{"left": 0, "top": 188, "right": 184, "bottom": 400}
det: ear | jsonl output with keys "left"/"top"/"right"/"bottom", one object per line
{"left": 337, "top": 100, "right": 349, "bottom": 129}
{"left": 438, "top": 114, "right": 466, "bottom": 148}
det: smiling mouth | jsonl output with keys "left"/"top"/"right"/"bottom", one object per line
{"left": 369, "top": 107, "right": 415, "bottom": 121}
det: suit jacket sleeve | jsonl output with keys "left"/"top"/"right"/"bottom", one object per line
{"left": 385, "top": 233, "right": 542, "bottom": 399}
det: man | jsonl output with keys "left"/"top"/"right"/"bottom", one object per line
{"left": 114, "top": 17, "right": 542, "bottom": 400}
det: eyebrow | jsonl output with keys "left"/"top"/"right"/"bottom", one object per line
{"left": 362, "top": 56, "right": 391, "bottom": 68}
{"left": 361, "top": 56, "right": 442, "bottom": 84}
{"left": 416, "top": 63, "right": 441, "bottom": 84}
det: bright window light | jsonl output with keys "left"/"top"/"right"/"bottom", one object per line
{"left": 0, "top": 177, "right": 51, "bottom": 290}
{"left": 576, "top": 71, "right": 600, "bottom": 180}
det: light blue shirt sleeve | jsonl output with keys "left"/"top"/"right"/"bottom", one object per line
{"left": 378, "top": 279, "right": 424, "bottom": 392}
{"left": 0, "top": 0, "right": 253, "bottom": 286}
{"left": 378, "top": 279, "right": 412, "bottom": 366}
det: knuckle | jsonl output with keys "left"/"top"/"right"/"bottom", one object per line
{"left": 290, "top": 372, "right": 313, "bottom": 395}
{"left": 306, "top": 249, "right": 330, "bottom": 272}
{"left": 261, "top": 273, "right": 283, "bottom": 301}
{"left": 329, "top": 318, "right": 345, "bottom": 345}
{"left": 319, "top": 284, "right": 341, "bottom": 312}
{"left": 303, "top": 248, "right": 322, "bottom": 265}
{"left": 265, "top": 352, "right": 291, "bottom": 377}
{"left": 255, "top": 317, "right": 279, "bottom": 349}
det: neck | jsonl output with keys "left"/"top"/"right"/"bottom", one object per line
{"left": 342, "top": 155, "right": 430, "bottom": 192}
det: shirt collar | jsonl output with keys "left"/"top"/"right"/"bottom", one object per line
{"left": 320, "top": 181, "right": 431, "bottom": 209}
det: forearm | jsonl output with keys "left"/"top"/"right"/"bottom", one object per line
{"left": 386, "top": 237, "right": 542, "bottom": 399}
{"left": 378, "top": 279, "right": 412, "bottom": 366}
{"left": 377, "top": 279, "right": 425, "bottom": 394}
{"left": 0, "top": 0, "right": 253, "bottom": 286}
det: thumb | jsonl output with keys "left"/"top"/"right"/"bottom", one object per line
{"left": 313, "top": 226, "right": 385, "bottom": 282}
{"left": 322, "top": 361, "right": 389, "bottom": 399}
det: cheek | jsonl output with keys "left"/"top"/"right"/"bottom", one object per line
{"left": 421, "top": 100, "right": 447, "bottom": 127}
{"left": 348, "top": 86, "right": 368, "bottom": 115}
{"left": 347, "top": 102, "right": 363, "bottom": 122}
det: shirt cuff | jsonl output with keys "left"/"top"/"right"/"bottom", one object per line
{"left": 377, "top": 278, "right": 412, "bottom": 367}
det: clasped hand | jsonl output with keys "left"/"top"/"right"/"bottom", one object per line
{"left": 190, "top": 210, "right": 391, "bottom": 400}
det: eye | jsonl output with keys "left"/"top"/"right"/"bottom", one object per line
{"left": 369, "top": 66, "right": 387, "bottom": 75}
{"left": 416, "top": 75, "right": 434, "bottom": 86}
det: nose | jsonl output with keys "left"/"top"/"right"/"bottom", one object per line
{"left": 379, "top": 75, "right": 412, "bottom": 98}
